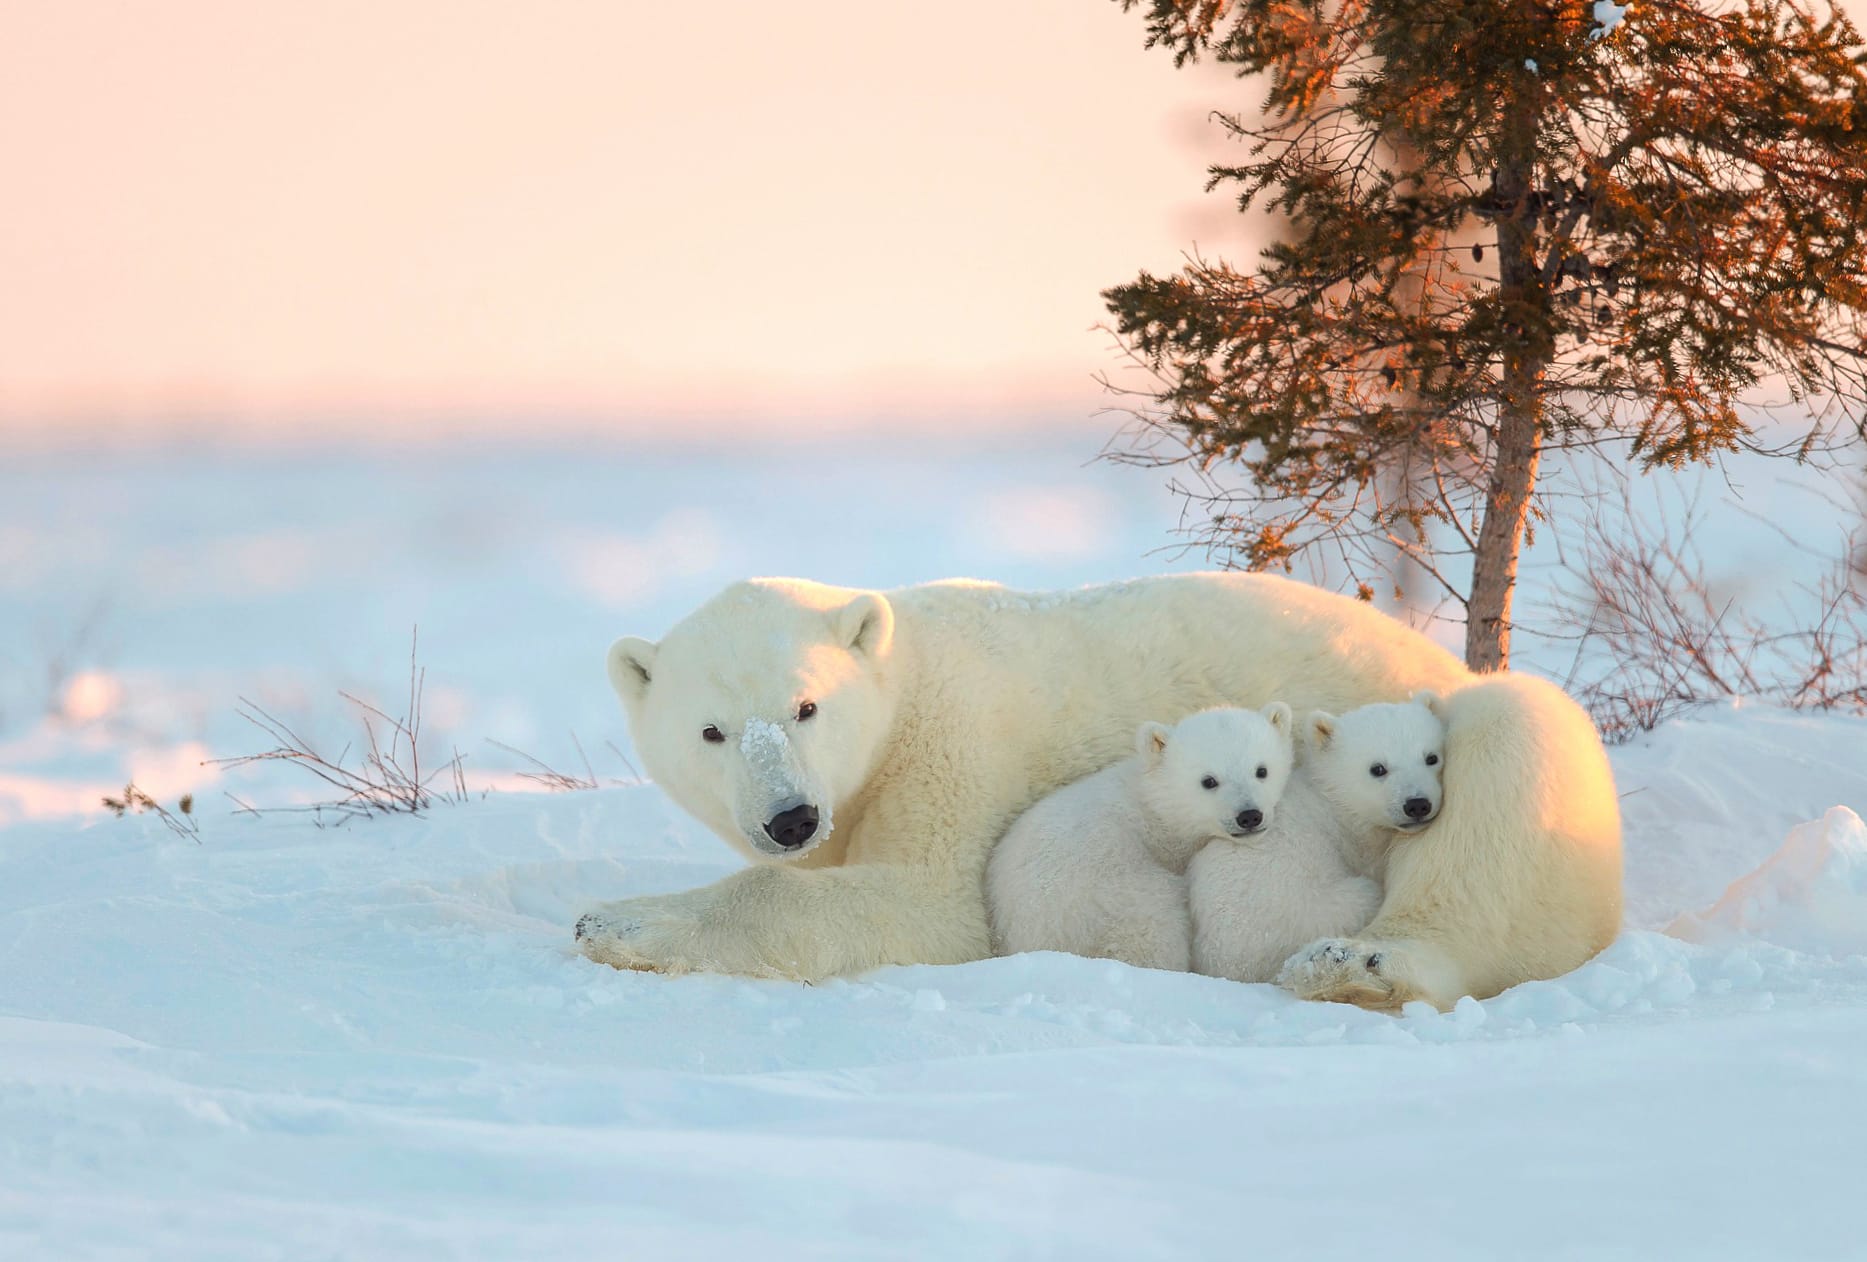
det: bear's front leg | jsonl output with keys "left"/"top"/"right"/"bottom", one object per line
{"left": 1276, "top": 936, "right": 1466, "bottom": 1013}
{"left": 574, "top": 862, "right": 990, "bottom": 982}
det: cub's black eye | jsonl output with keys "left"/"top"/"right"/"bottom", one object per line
{"left": 1370, "top": 763, "right": 1388, "bottom": 778}
{"left": 796, "top": 700, "right": 818, "bottom": 722}
{"left": 1425, "top": 753, "right": 1440, "bottom": 766}
{"left": 1255, "top": 765, "right": 1268, "bottom": 780}
{"left": 1200, "top": 775, "right": 1219, "bottom": 790}
{"left": 702, "top": 725, "right": 726, "bottom": 744}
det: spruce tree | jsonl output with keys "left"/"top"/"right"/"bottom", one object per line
{"left": 1105, "top": 0, "right": 1867, "bottom": 669}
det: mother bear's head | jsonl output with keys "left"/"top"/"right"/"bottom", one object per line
{"left": 607, "top": 579, "right": 899, "bottom": 862}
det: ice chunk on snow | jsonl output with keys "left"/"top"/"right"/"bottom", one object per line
{"left": 1590, "top": 0, "right": 1629, "bottom": 39}
{"left": 1668, "top": 807, "right": 1867, "bottom": 958}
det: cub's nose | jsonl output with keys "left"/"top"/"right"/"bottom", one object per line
{"left": 1403, "top": 796, "right": 1434, "bottom": 821}
{"left": 764, "top": 804, "right": 820, "bottom": 849}
{"left": 1236, "top": 808, "right": 1263, "bottom": 832}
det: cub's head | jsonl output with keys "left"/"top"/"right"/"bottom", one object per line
{"left": 1136, "top": 704, "right": 1295, "bottom": 842}
{"left": 607, "top": 579, "right": 898, "bottom": 862}
{"left": 1306, "top": 691, "right": 1447, "bottom": 833}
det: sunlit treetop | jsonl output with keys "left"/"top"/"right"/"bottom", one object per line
{"left": 1107, "top": 0, "right": 1867, "bottom": 666}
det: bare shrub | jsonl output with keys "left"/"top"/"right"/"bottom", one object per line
{"left": 212, "top": 631, "right": 472, "bottom": 825}
{"left": 1553, "top": 493, "right": 1867, "bottom": 742}
{"left": 101, "top": 784, "right": 199, "bottom": 841}
{"left": 485, "top": 734, "right": 644, "bottom": 793}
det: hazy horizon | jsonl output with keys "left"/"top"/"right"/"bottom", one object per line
{"left": 2, "top": 1, "right": 1259, "bottom": 438}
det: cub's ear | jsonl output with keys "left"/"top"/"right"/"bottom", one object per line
{"left": 1135, "top": 720, "right": 1171, "bottom": 766}
{"left": 838, "top": 592, "right": 895, "bottom": 658}
{"left": 607, "top": 636, "right": 657, "bottom": 705}
{"left": 1261, "top": 701, "right": 1293, "bottom": 734}
{"left": 1307, "top": 710, "right": 1337, "bottom": 752}
{"left": 1411, "top": 689, "right": 1444, "bottom": 717}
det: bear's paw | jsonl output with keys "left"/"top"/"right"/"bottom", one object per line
{"left": 1276, "top": 937, "right": 1404, "bottom": 1011}
{"left": 573, "top": 896, "right": 706, "bottom": 975}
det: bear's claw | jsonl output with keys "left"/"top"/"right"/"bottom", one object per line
{"left": 1305, "top": 941, "right": 1357, "bottom": 968}
{"left": 575, "top": 910, "right": 644, "bottom": 946}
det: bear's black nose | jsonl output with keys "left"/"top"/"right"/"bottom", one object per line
{"left": 1403, "top": 796, "right": 1434, "bottom": 821}
{"left": 764, "top": 804, "right": 820, "bottom": 849}
{"left": 1236, "top": 808, "right": 1263, "bottom": 831}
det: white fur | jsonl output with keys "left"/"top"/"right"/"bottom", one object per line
{"left": 1188, "top": 698, "right": 1445, "bottom": 983}
{"left": 576, "top": 573, "right": 1623, "bottom": 1009}
{"left": 986, "top": 706, "right": 1294, "bottom": 971}
{"left": 1276, "top": 672, "right": 1625, "bottom": 1010}
{"left": 1305, "top": 694, "right": 1449, "bottom": 878}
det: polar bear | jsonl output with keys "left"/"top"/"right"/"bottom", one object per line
{"left": 1188, "top": 697, "right": 1444, "bottom": 984}
{"left": 1276, "top": 670, "right": 1623, "bottom": 1009}
{"left": 575, "top": 573, "right": 1623, "bottom": 1010}
{"left": 986, "top": 705, "right": 1295, "bottom": 972}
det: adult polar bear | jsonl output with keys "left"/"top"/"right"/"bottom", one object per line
{"left": 576, "top": 573, "right": 1624, "bottom": 1011}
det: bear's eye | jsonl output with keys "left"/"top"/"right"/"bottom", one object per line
{"left": 1255, "top": 765, "right": 1268, "bottom": 780}
{"left": 1200, "top": 775, "right": 1219, "bottom": 790}
{"left": 1370, "top": 763, "right": 1388, "bottom": 778}
{"left": 1425, "top": 753, "right": 1440, "bottom": 766}
{"left": 796, "top": 700, "right": 817, "bottom": 722}
{"left": 702, "top": 725, "right": 726, "bottom": 744}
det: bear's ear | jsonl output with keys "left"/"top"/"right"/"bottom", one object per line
{"left": 1135, "top": 721, "right": 1171, "bottom": 766}
{"left": 607, "top": 636, "right": 658, "bottom": 705}
{"left": 1307, "top": 710, "right": 1337, "bottom": 752}
{"left": 837, "top": 592, "right": 895, "bottom": 659}
{"left": 1411, "top": 689, "right": 1444, "bottom": 717}
{"left": 1261, "top": 701, "right": 1293, "bottom": 735}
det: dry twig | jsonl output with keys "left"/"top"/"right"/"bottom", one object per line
{"left": 485, "top": 733, "right": 643, "bottom": 792}
{"left": 101, "top": 783, "right": 199, "bottom": 841}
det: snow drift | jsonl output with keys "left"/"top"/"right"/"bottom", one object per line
{"left": 1669, "top": 805, "right": 1867, "bottom": 958}
{"left": 3, "top": 708, "right": 1866, "bottom": 1260}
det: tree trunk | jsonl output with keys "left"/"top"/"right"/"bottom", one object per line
{"left": 1381, "top": 128, "right": 1434, "bottom": 630}
{"left": 1465, "top": 83, "right": 1546, "bottom": 673}
{"left": 1465, "top": 393, "right": 1540, "bottom": 671}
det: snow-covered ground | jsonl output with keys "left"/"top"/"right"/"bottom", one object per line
{"left": 3, "top": 436, "right": 1865, "bottom": 1259}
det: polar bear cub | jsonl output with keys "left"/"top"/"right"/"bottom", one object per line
{"left": 1189, "top": 695, "right": 1446, "bottom": 984}
{"left": 987, "top": 705, "right": 1296, "bottom": 972}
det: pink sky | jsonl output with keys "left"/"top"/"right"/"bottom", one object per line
{"left": 1, "top": 1, "right": 1254, "bottom": 436}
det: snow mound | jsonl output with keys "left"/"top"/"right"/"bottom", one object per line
{"left": 1669, "top": 806, "right": 1867, "bottom": 958}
